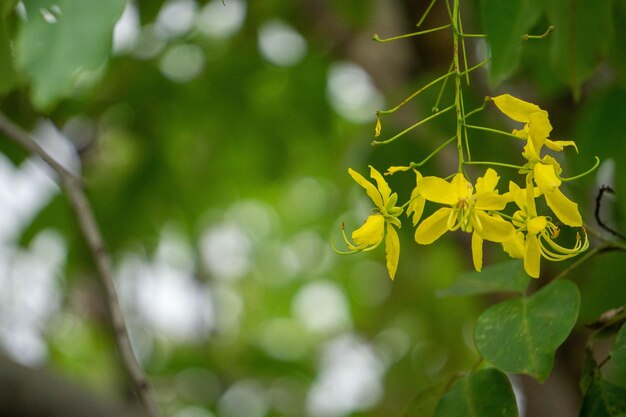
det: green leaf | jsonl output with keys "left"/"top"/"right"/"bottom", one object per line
{"left": 480, "top": 0, "right": 543, "bottom": 86}
{"left": 15, "top": 0, "right": 126, "bottom": 109}
{"left": 544, "top": 0, "right": 613, "bottom": 100}
{"left": 433, "top": 368, "right": 518, "bottom": 417}
{"left": 0, "top": 16, "right": 17, "bottom": 93}
{"left": 437, "top": 260, "right": 529, "bottom": 297}
{"left": 611, "top": 324, "right": 626, "bottom": 372}
{"left": 1, "top": 0, "right": 18, "bottom": 16}
{"left": 579, "top": 378, "right": 626, "bottom": 417}
{"left": 580, "top": 346, "right": 597, "bottom": 393}
{"left": 401, "top": 380, "right": 452, "bottom": 417}
{"left": 474, "top": 280, "right": 580, "bottom": 382}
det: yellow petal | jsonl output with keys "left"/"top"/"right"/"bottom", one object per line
{"left": 533, "top": 163, "right": 561, "bottom": 192}
{"left": 407, "top": 193, "right": 425, "bottom": 226}
{"left": 474, "top": 211, "right": 515, "bottom": 242}
{"left": 386, "top": 165, "right": 412, "bottom": 175}
{"left": 545, "top": 139, "right": 578, "bottom": 153}
{"left": 474, "top": 192, "right": 508, "bottom": 211}
{"left": 543, "top": 188, "right": 583, "bottom": 227}
{"left": 385, "top": 223, "right": 400, "bottom": 280}
{"left": 414, "top": 208, "right": 453, "bottom": 244}
{"left": 527, "top": 216, "right": 547, "bottom": 235}
{"left": 349, "top": 168, "right": 383, "bottom": 208}
{"left": 492, "top": 94, "right": 542, "bottom": 123}
{"left": 419, "top": 176, "right": 459, "bottom": 205}
{"left": 351, "top": 214, "right": 385, "bottom": 248}
{"left": 369, "top": 165, "right": 392, "bottom": 205}
{"left": 475, "top": 168, "right": 499, "bottom": 194}
{"left": 525, "top": 179, "right": 538, "bottom": 217}
{"left": 527, "top": 111, "right": 552, "bottom": 152}
{"left": 375, "top": 116, "right": 381, "bottom": 137}
{"left": 472, "top": 231, "right": 483, "bottom": 272}
{"left": 524, "top": 233, "right": 541, "bottom": 278}
{"left": 502, "top": 231, "right": 525, "bottom": 259}
{"left": 451, "top": 173, "right": 472, "bottom": 200}
{"left": 507, "top": 181, "right": 526, "bottom": 210}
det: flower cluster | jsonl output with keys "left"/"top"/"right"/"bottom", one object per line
{"left": 337, "top": 95, "right": 589, "bottom": 280}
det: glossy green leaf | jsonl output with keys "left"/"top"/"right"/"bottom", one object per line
{"left": 545, "top": 0, "right": 613, "bottom": 100}
{"left": 15, "top": 0, "right": 126, "bottom": 109}
{"left": 480, "top": 0, "right": 543, "bottom": 86}
{"left": 579, "top": 378, "right": 626, "bottom": 417}
{"left": 475, "top": 280, "right": 580, "bottom": 382}
{"left": 611, "top": 324, "right": 626, "bottom": 372}
{"left": 437, "top": 260, "right": 529, "bottom": 297}
{"left": 433, "top": 369, "right": 518, "bottom": 417}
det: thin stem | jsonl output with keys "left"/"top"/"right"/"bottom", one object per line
{"left": 594, "top": 186, "right": 626, "bottom": 241}
{"left": 463, "top": 160, "right": 525, "bottom": 170}
{"left": 522, "top": 25, "right": 555, "bottom": 40}
{"left": 460, "top": 33, "right": 487, "bottom": 38}
{"left": 463, "top": 99, "right": 489, "bottom": 120}
{"left": 459, "top": 58, "right": 491, "bottom": 76}
{"left": 379, "top": 71, "right": 453, "bottom": 115}
{"left": 0, "top": 113, "right": 161, "bottom": 417}
{"left": 417, "top": 0, "right": 438, "bottom": 27}
{"left": 433, "top": 61, "right": 454, "bottom": 112}
{"left": 373, "top": 104, "right": 455, "bottom": 146}
{"left": 464, "top": 123, "right": 524, "bottom": 140}
{"left": 410, "top": 135, "right": 457, "bottom": 167}
{"left": 452, "top": 0, "right": 463, "bottom": 172}
{"left": 560, "top": 156, "right": 600, "bottom": 182}
{"left": 460, "top": 88, "right": 471, "bottom": 161}
{"left": 373, "top": 24, "right": 451, "bottom": 43}
{"left": 457, "top": 3, "right": 470, "bottom": 85}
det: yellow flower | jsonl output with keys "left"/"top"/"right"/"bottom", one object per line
{"left": 502, "top": 181, "right": 588, "bottom": 278}
{"left": 492, "top": 94, "right": 582, "bottom": 227}
{"left": 384, "top": 165, "right": 425, "bottom": 226}
{"left": 414, "top": 168, "right": 514, "bottom": 271}
{"left": 338, "top": 166, "right": 403, "bottom": 280}
{"left": 492, "top": 94, "right": 577, "bottom": 156}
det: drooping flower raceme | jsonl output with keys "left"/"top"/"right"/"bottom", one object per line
{"left": 414, "top": 168, "right": 514, "bottom": 272}
{"left": 337, "top": 165, "right": 404, "bottom": 280}
{"left": 337, "top": 92, "right": 592, "bottom": 280}
{"left": 492, "top": 94, "right": 582, "bottom": 227}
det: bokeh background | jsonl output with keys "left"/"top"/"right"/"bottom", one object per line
{"left": 1, "top": 0, "right": 626, "bottom": 416}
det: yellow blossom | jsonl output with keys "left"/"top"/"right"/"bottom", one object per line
{"left": 414, "top": 169, "right": 514, "bottom": 271}
{"left": 492, "top": 94, "right": 582, "bottom": 227}
{"left": 502, "top": 181, "right": 588, "bottom": 278}
{"left": 337, "top": 166, "right": 403, "bottom": 280}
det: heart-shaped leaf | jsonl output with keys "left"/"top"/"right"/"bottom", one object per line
{"left": 433, "top": 368, "right": 518, "bottom": 417}
{"left": 474, "top": 280, "right": 580, "bottom": 382}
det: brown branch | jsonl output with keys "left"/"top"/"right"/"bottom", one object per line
{"left": 0, "top": 112, "right": 160, "bottom": 417}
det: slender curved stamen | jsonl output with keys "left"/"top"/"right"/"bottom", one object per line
{"left": 537, "top": 228, "right": 588, "bottom": 261}
{"left": 447, "top": 209, "right": 461, "bottom": 231}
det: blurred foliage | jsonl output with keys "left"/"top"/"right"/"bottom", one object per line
{"left": 0, "top": 0, "right": 626, "bottom": 416}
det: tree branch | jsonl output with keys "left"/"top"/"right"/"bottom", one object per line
{"left": 0, "top": 112, "right": 160, "bottom": 417}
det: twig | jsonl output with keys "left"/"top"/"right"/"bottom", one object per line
{"left": 0, "top": 112, "right": 160, "bottom": 417}
{"left": 595, "top": 185, "right": 626, "bottom": 241}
